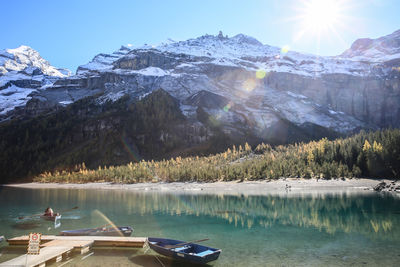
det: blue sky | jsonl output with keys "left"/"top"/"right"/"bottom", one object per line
{"left": 1, "top": 0, "right": 399, "bottom": 72}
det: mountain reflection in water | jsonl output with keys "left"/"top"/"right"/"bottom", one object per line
{"left": 1, "top": 187, "right": 400, "bottom": 266}
{"left": 0, "top": 187, "right": 398, "bottom": 240}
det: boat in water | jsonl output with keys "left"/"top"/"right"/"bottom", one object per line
{"left": 147, "top": 237, "right": 221, "bottom": 264}
{"left": 59, "top": 226, "right": 133, "bottom": 237}
{"left": 40, "top": 214, "right": 61, "bottom": 221}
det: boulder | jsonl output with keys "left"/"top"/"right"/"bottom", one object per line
{"left": 373, "top": 181, "right": 386, "bottom": 192}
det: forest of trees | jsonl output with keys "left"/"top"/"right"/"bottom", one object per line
{"left": 0, "top": 88, "right": 340, "bottom": 184}
{"left": 1, "top": 88, "right": 399, "bottom": 184}
{"left": 0, "top": 89, "right": 190, "bottom": 183}
{"left": 35, "top": 128, "right": 400, "bottom": 183}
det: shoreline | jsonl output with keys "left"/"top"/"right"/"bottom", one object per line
{"left": 3, "top": 178, "right": 388, "bottom": 196}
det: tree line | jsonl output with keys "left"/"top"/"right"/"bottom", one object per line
{"left": 35, "top": 128, "right": 400, "bottom": 183}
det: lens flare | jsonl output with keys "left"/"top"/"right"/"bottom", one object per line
{"left": 120, "top": 136, "right": 142, "bottom": 162}
{"left": 209, "top": 115, "right": 220, "bottom": 127}
{"left": 92, "top": 210, "right": 123, "bottom": 236}
{"left": 223, "top": 103, "right": 231, "bottom": 112}
{"left": 243, "top": 79, "right": 257, "bottom": 92}
{"left": 281, "top": 45, "right": 290, "bottom": 54}
{"left": 393, "top": 67, "right": 400, "bottom": 72}
{"left": 256, "top": 69, "right": 267, "bottom": 79}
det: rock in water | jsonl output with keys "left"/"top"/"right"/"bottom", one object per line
{"left": 373, "top": 181, "right": 386, "bottom": 192}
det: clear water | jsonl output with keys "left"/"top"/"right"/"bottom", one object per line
{"left": 0, "top": 186, "right": 400, "bottom": 266}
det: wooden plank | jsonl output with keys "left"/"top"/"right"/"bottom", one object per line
{"left": 40, "top": 239, "right": 93, "bottom": 248}
{"left": 0, "top": 239, "right": 95, "bottom": 267}
{"left": 56, "top": 254, "right": 63, "bottom": 262}
{"left": 0, "top": 245, "right": 73, "bottom": 267}
{"left": 81, "top": 246, "right": 90, "bottom": 254}
{"left": 1, "top": 236, "right": 147, "bottom": 267}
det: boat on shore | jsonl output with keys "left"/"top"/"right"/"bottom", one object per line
{"left": 59, "top": 226, "right": 133, "bottom": 237}
{"left": 147, "top": 237, "right": 221, "bottom": 264}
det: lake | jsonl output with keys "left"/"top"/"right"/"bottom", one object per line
{"left": 0, "top": 186, "right": 399, "bottom": 266}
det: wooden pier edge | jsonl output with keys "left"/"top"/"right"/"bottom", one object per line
{"left": 0, "top": 235, "right": 147, "bottom": 267}
{"left": 6, "top": 235, "right": 147, "bottom": 247}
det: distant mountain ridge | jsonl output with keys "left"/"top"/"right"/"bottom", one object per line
{"left": 77, "top": 32, "right": 378, "bottom": 78}
{"left": 341, "top": 29, "right": 400, "bottom": 62}
{"left": 1, "top": 29, "right": 400, "bottom": 182}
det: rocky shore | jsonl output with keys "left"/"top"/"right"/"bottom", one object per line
{"left": 5, "top": 178, "right": 390, "bottom": 196}
{"left": 373, "top": 180, "right": 400, "bottom": 192}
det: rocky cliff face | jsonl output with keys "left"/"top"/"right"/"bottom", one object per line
{"left": 264, "top": 71, "right": 400, "bottom": 128}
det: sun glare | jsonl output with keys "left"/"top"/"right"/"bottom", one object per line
{"left": 303, "top": 0, "right": 340, "bottom": 33}
{"left": 288, "top": 0, "right": 352, "bottom": 52}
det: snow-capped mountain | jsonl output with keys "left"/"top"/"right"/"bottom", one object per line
{"left": 341, "top": 29, "right": 400, "bottom": 63}
{"left": 0, "top": 45, "right": 70, "bottom": 115}
{"left": 153, "top": 33, "right": 377, "bottom": 77}
{"left": 1, "top": 30, "right": 400, "bottom": 137}
{"left": 2, "top": 30, "right": 400, "bottom": 182}
{"left": 77, "top": 32, "right": 375, "bottom": 78}
{"left": 0, "top": 45, "right": 66, "bottom": 77}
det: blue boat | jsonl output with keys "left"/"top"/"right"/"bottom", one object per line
{"left": 147, "top": 237, "right": 221, "bottom": 264}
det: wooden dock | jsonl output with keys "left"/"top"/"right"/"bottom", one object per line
{"left": 0, "top": 235, "right": 147, "bottom": 267}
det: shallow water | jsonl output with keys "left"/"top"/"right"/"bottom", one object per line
{"left": 0, "top": 186, "right": 400, "bottom": 266}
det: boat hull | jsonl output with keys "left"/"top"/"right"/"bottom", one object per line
{"left": 40, "top": 214, "right": 61, "bottom": 221}
{"left": 59, "top": 226, "right": 133, "bottom": 237}
{"left": 148, "top": 237, "right": 221, "bottom": 264}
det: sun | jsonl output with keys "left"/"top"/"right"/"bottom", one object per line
{"left": 302, "top": 0, "right": 341, "bottom": 34}
{"left": 288, "top": 0, "right": 351, "bottom": 50}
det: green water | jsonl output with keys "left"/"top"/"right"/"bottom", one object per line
{"left": 0, "top": 187, "right": 400, "bottom": 266}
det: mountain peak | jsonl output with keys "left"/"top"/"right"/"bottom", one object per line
{"left": 7, "top": 45, "right": 36, "bottom": 54}
{"left": 191, "top": 32, "right": 263, "bottom": 46}
{"left": 0, "top": 45, "right": 68, "bottom": 77}
{"left": 231, "top": 34, "right": 263, "bottom": 46}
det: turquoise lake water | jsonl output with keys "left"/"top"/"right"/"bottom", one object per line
{"left": 0, "top": 186, "right": 400, "bottom": 266}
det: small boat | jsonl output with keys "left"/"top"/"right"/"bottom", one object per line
{"left": 0, "top": 235, "right": 4, "bottom": 243}
{"left": 147, "top": 237, "right": 221, "bottom": 264}
{"left": 59, "top": 226, "right": 133, "bottom": 237}
{"left": 40, "top": 214, "right": 61, "bottom": 221}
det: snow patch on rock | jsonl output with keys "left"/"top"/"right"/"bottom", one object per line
{"left": 135, "top": 67, "right": 170, "bottom": 76}
{"left": 0, "top": 84, "right": 36, "bottom": 115}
